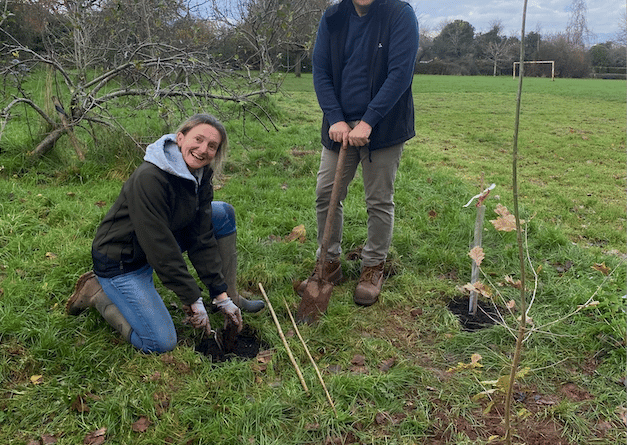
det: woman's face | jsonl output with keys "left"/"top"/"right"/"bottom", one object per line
{"left": 176, "top": 123, "right": 222, "bottom": 172}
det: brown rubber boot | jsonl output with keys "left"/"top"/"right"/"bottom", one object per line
{"left": 66, "top": 271, "right": 105, "bottom": 315}
{"left": 296, "top": 259, "right": 343, "bottom": 298}
{"left": 353, "top": 261, "right": 385, "bottom": 306}
{"left": 66, "top": 271, "right": 132, "bottom": 342}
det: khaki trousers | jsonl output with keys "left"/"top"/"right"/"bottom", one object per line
{"left": 315, "top": 141, "right": 404, "bottom": 267}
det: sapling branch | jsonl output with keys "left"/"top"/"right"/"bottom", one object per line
{"left": 504, "top": 1, "right": 529, "bottom": 443}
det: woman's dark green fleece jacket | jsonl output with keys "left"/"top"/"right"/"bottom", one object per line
{"left": 91, "top": 134, "right": 227, "bottom": 306}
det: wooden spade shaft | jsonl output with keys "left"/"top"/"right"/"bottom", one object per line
{"left": 296, "top": 140, "right": 348, "bottom": 323}
{"left": 318, "top": 140, "right": 348, "bottom": 274}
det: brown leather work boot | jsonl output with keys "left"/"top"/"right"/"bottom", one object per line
{"left": 66, "top": 271, "right": 106, "bottom": 315}
{"left": 296, "top": 259, "right": 342, "bottom": 297}
{"left": 353, "top": 261, "right": 385, "bottom": 306}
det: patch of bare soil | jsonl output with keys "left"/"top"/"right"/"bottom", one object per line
{"left": 447, "top": 296, "right": 500, "bottom": 331}
{"left": 195, "top": 324, "right": 269, "bottom": 362}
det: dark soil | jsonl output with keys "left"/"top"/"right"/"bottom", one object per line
{"left": 195, "top": 324, "right": 269, "bottom": 362}
{"left": 448, "top": 296, "right": 500, "bottom": 331}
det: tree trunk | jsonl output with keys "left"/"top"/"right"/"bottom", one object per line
{"left": 294, "top": 51, "right": 303, "bottom": 78}
{"left": 29, "top": 127, "right": 67, "bottom": 160}
{"left": 53, "top": 96, "right": 85, "bottom": 161}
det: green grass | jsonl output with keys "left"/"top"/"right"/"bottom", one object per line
{"left": 0, "top": 74, "right": 625, "bottom": 444}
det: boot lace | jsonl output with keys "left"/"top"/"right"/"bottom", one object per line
{"left": 360, "top": 264, "right": 383, "bottom": 284}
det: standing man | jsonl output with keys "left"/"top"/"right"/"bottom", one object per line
{"left": 298, "top": 0, "right": 419, "bottom": 306}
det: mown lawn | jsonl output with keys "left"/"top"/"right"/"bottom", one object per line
{"left": 0, "top": 74, "right": 625, "bottom": 444}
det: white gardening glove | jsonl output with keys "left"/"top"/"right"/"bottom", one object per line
{"left": 214, "top": 296, "right": 243, "bottom": 333}
{"left": 182, "top": 297, "right": 211, "bottom": 335}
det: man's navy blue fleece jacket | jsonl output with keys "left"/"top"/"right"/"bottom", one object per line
{"left": 313, "top": 0, "right": 419, "bottom": 151}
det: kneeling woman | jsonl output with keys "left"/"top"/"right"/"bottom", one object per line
{"left": 66, "top": 114, "right": 264, "bottom": 353}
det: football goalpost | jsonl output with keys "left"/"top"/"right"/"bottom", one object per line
{"left": 513, "top": 60, "right": 555, "bottom": 80}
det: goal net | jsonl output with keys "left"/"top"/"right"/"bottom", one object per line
{"left": 513, "top": 61, "right": 555, "bottom": 80}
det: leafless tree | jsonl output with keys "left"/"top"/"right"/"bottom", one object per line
{"left": 617, "top": 10, "right": 627, "bottom": 46}
{"left": 208, "top": 0, "right": 329, "bottom": 76}
{"left": 565, "top": 0, "right": 593, "bottom": 48}
{"left": 477, "top": 21, "right": 516, "bottom": 76}
{"left": 485, "top": 39, "right": 517, "bottom": 76}
{"left": 0, "top": 0, "right": 282, "bottom": 161}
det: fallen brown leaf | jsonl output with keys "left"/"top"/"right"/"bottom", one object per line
{"left": 30, "top": 375, "right": 43, "bottom": 385}
{"left": 375, "top": 411, "right": 389, "bottom": 425}
{"left": 83, "top": 427, "right": 106, "bottom": 445}
{"left": 71, "top": 395, "right": 90, "bottom": 413}
{"left": 132, "top": 416, "right": 152, "bottom": 433}
{"left": 256, "top": 349, "right": 274, "bottom": 364}
{"left": 253, "top": 349, "right": 275, "bottom": 372}
{"left": 592, "top": 262, "right": 610, "bottom": 275}
{"left": 350, "top": 365, "right": 369, "bottom": 374}
{"left": 153, "top": 392, "right": 171, "bottom": 417}
{"left": 379, "top": 358, "right": 395, "bottom": 373}
{"left": 285, "top": 225, "right": 306, "bottom": 243}
{"left": 350, "top": 354, "right": 366, "bottom": 366}
{"left": 410, "top": 307, "right": 423, "bottom": 316}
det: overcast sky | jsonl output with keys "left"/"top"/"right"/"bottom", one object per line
{"left": 412, "top": 0, "right": 624, "bottom": 43}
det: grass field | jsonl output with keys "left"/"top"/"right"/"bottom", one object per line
{"left": 0, "top": 74, "right": 625, "bottom": 444}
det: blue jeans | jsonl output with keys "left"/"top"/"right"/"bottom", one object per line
{"left": 96, "top": 201, "right": 236, "bottom": 353}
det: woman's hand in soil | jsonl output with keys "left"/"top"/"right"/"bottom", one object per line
{"left": 214, "top": 294, "right": 243, "bottom": 333}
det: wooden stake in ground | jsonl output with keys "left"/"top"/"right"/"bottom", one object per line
{"left": 283, "top": 298, "right": 338, "bottom": 418}
{"left": 258, "top": 283, "right": 309, "bottom": 394}
{"left": 464, "top": 183, "right": 494, "bottom": 315}
{"left": 469, "top": 203, "right": 486, "bottom": 315}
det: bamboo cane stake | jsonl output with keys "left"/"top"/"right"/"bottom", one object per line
{"left": 258, "top": 283, "right": 309, "bottom": 393}
{"left": 282, "top": 298, "right": 338, "bottom": 418}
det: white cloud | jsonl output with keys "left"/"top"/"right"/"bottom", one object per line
{"left": 412, "top": 0, "right": 623, "bottom": 41}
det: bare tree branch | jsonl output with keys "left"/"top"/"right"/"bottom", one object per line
{"left": 1, "top": 5, "right": 283, "bottom": 161}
